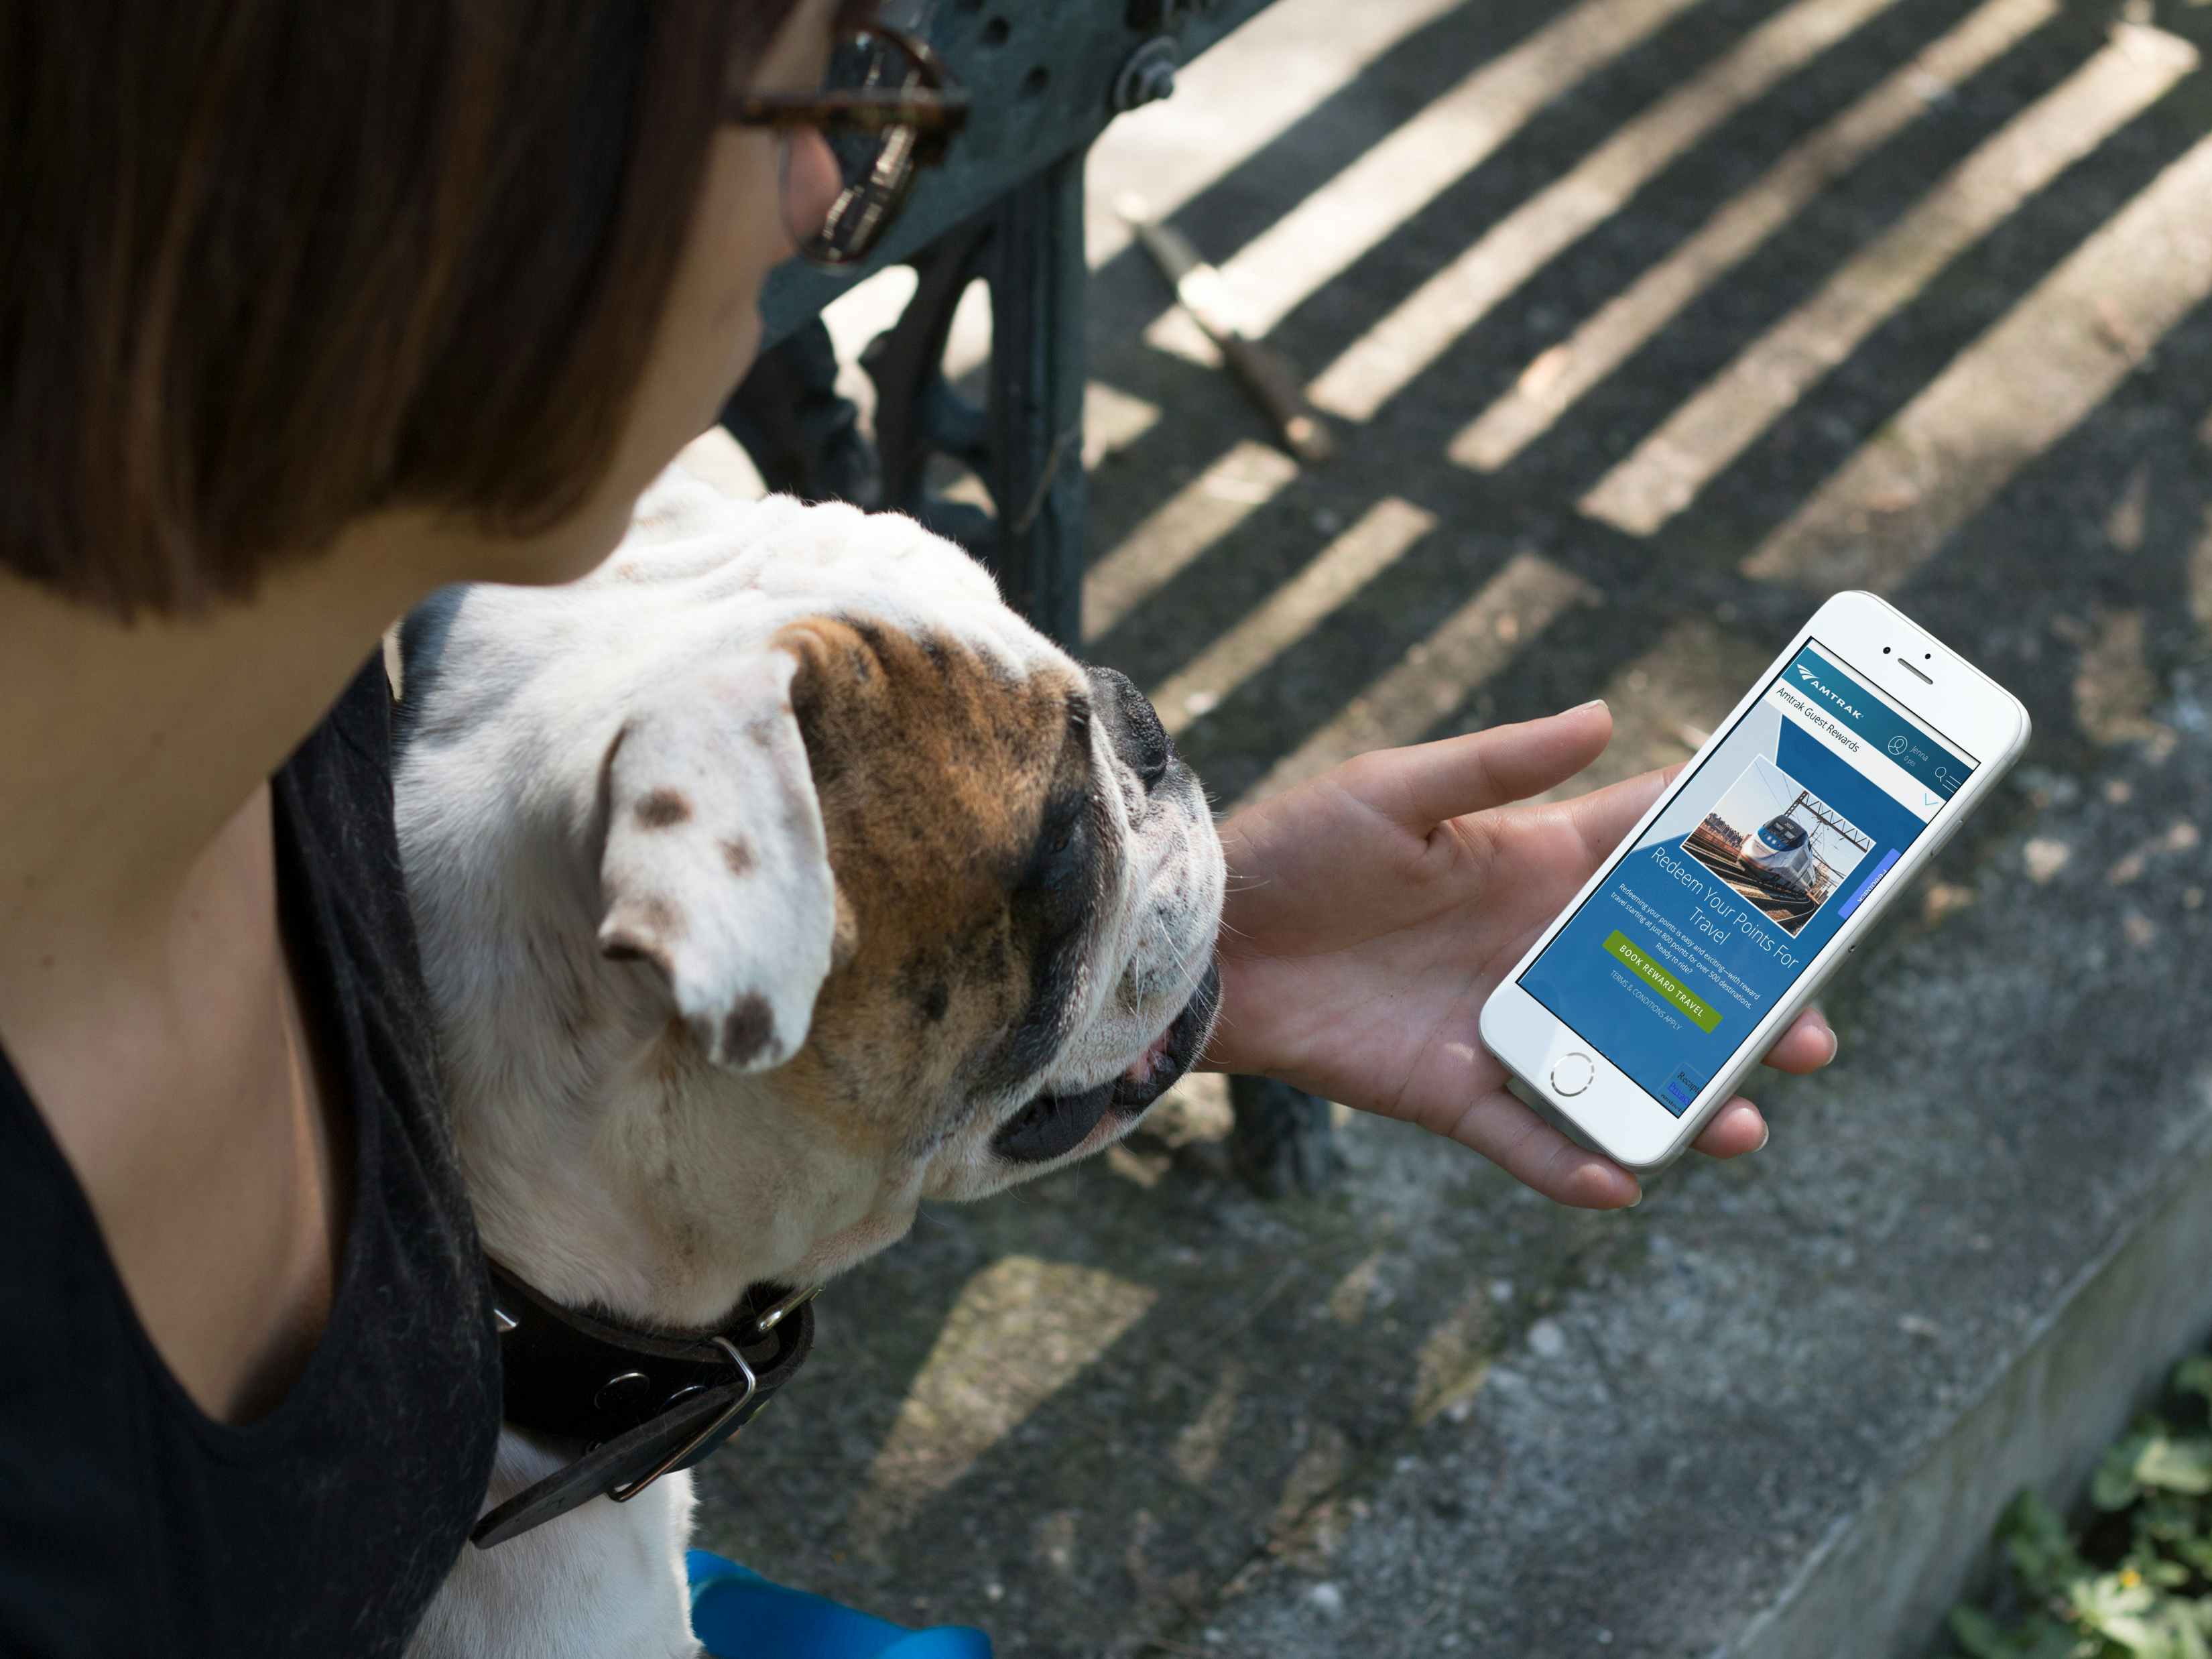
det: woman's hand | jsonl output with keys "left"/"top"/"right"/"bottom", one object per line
{"left": 1203, "top": 701, "right": 1838, "bottom": 1209}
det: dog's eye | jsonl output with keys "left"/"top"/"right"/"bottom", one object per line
{"left": 1033, "top": 800, "right": 1085, "bottom": 873}
{"left": 1013, "top": 797, "right": 1093, "bottom": 957}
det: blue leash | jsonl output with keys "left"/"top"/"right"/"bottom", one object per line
{"left": 688, "top": 1550, "right": 993, "bottom": 1658}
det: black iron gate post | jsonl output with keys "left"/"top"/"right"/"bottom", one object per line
{"left": 983, "top": 144, "right": 1090, "bottom": 649}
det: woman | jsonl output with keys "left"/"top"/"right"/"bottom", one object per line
{"left": 0, "top": 1, "right": 1830, "bottom": 1651}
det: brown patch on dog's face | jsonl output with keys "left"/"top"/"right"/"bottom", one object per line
{"left": 767, "top": 616, "right": 1102, "bottom": 1150}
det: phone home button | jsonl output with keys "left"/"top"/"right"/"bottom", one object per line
{"left": 1551, "top": 1053, "right": 1595, "bottom": 1097}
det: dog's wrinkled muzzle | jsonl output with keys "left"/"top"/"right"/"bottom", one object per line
{"left": 991, "top": 961, "right": 1221, "bottom": 1164}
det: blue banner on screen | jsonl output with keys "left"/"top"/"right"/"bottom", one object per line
{"left": 1517, "top": 641, "right": 1977, "bottom": 1114}
{"left": 1837, "top": 849, "right": 1902, "bottom": 920}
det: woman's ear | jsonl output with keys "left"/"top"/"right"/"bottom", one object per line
{"left": 596, "top": 648, "right": 835, "bottom": 1071}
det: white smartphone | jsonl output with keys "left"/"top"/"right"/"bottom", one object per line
{"left": 1478, "top": 590, "right": 2029, "bottom": 1174}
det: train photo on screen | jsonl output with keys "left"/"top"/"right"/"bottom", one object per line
{"left": 1680, "top": 755, "right": 1874, "bottom": 937}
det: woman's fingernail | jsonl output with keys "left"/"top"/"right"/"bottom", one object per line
{"left": 1626, "top": 1185, "right": 1643, "bottom": 1208}
{"left": 1571, "top": 697, "right": 1609, "bottom": 714}
{"left": 1757, "top": 1123, "right": 1772, "bottom": 1152}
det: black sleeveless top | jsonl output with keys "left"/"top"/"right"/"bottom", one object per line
{"left": 0, "top": 662, "right": 501, "bottom": 1655}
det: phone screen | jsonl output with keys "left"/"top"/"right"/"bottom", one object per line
{"left": 1516, "top": 639, "right": 1979, "bottom": 1115}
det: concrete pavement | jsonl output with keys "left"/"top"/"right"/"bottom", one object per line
{"left": 699, "top": 0, "right": 2212, "bottom": 1651}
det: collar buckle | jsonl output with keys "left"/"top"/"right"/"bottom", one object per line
{"left": 608, "top": 1335, "right": 757, "bottom": 1503}
{"left": 471, "top": 1258, "right": 818, "bottom": 1548}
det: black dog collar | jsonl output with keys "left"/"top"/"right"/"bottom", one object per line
{"left": 471, "top": 1258, "right": 816, "bottom": 1549}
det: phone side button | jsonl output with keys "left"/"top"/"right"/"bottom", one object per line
{"left": 1551, "top": 1053, "right": 1595, "bottom": 1097}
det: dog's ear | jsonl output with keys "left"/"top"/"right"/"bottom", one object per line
{"left": 596, "top": 650, "right": 835, "bottom": 1072}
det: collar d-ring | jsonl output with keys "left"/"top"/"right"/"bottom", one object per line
{"left": 751, "top": 1282, "right": 822, "bottom": 1337}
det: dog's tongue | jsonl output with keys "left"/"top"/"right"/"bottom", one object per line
{"left": 1122, "top": 1028, "right": 1177, "bottom": 1089}
{"left": 1114, "top": 961, "right": 1221, "bottom": 1111}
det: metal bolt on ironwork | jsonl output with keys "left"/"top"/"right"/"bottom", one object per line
{"left": 1113, "top": 37, "right": 1179, "bottom": 112}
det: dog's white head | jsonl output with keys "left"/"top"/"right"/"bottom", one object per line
{"left": 396, "top": 468, "right": 1224, "bottom": 1327}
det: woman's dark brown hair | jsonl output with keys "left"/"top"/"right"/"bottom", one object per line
{"left": 0, "top": 0, "right": 816, "bottom": 614}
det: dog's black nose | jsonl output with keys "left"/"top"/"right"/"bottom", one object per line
{"left": 1085, "top": 666, "right": 1172, "bottom": 791}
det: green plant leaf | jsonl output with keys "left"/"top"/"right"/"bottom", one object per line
{"left": 2137, "top": 1438, "right": 2212, "bottom": 1497}
{"left": 2097, "top": 1436, "right": 2212, "bottom": 1510}
{"left": 2174, "top": 1531, "right": 2212, "bottom": 1578}
{"left": 1948, "top": 1602, "right": 2094, "bottom": 1659}
{"left": 2102, "top": 1436, "right": 2160, "bottom": 1512}
{"left": 2069, "top": 1571, "right": 2155, "bottom": 1625}
{"left": 2174, "top": 1359, "right": 2212, "bottom": 1407}
{"left": 2141, "top": 1558, "right": 2192, "bottom": 1590}
{"left": 2006, "top": 1491, "right": 2092, "bottom": 1592}
{"left": 2067, "top": 1573, "right": 2212, "bottom": 1659}
{"left": 1961, "top": 1366, "right": 2212, "bottom": 1659}
{"left": 2137, "top": 1497, "right": 2200, "bottom": 1542}
{"left": 1948, "top": 1603, "right": 2024, "bottom": 1658}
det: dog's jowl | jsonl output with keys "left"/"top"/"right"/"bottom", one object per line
{"left": 395, "top": 467, "right": 1226, "bottom": 1659}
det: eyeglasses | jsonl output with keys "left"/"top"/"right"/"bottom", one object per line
{"left": 729, "top": 27, "right": 971, "bottom": 269}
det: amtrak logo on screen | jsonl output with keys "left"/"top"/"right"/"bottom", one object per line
{"left": 1796, "top": 665, "right": 1864, "bottom": 721}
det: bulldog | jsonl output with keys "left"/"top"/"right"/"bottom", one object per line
{"left": 394, "top": 465, "right": 1225, "bottom": 1659}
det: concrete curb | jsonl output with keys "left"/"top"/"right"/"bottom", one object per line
{"left": 1724, "top": 1101, "right": 2212, "bottom": 1659}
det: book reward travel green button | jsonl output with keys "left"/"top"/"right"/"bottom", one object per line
{"left": 1603, "top": 930, "right": 1721, "bottom": 1033}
